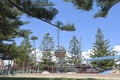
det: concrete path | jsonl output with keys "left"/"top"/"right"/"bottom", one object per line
{"left": 14, "top": 73, "right": 120, "bottom": 80}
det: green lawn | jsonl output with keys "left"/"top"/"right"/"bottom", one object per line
{"left": 0, "top": 77, "right": 111, "bottom": 80}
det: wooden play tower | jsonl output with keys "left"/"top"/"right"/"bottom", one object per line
{"left": 55, "top": 29, "right": 66, "bottom": 72}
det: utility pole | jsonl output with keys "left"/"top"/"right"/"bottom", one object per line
{"left": 57, "top": 29, "right": 60, "bottom": 50}
{"left": 79, "top": 37, "right": 82, "bottom": 68}
{"left": 55, "top": 22, "right": 66, "bottom": 73}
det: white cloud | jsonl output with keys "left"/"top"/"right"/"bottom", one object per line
{"left": 82, "top": 49, "right": 93, "bottom": 59}
{"left": 82, "top": 51, "right": 89, "bottom": 59}
{"left": 82, "top": 49, "right": 93, "bottom": 64}
{"left": 113, "top": 45, "right": 120, "bottom": 55}
{"left": 113, "top": 45, "right": 120, "bottom": 51}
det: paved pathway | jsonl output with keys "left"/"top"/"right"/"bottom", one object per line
{"left": 15, "top": 73, "right": 120, "bottom": 80}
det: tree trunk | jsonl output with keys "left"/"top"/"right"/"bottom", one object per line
{"left": 1, "top": 60, "right": 4, "bottom": 70}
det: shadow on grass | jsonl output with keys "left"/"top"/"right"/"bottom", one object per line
{"left": 0, "top": 77, "right": 105, "bottom": 80}
{"left": 86, "top": 78, "right": 104, "bottom": 80}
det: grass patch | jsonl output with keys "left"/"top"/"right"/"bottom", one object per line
{"left": 0, "top": 77, "right": 107, "bottom": 80}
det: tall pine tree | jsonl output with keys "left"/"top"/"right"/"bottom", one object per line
{"left": 20, "top": 38, "right": 33, "bottom": 66}
{"left": 68, "top": 35, "right": 82, "bottom": 66}
{"left": 39, "top": 33, "right": 55, "bottom": 66}
{"left": 89, "top": 28, "right": 117, "bottom": 69}
{"left": 0, "top": 0, "right": 31, "bottom": 60}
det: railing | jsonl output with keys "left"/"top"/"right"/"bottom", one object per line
{"left": 0, "top": 69, "right": 16, "bottom": 76}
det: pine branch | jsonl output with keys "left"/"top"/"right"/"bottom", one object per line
{"left": 8, "top": 0, "right": 75, "bottom": 31}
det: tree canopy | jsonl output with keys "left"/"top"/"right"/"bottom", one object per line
{"left": 4, "top": 0, "right": 75, "bottom": 31}
{"left": 0, "top": 0, "right": 32, "bottom": 59}
{"left": 68, "top": 35, "right": 82, "bottom": 66}
{"left": 64, "top": 0, "right": 120, "bottom": 18}
{"left": 39, "top": 33, "right": 55, "bottom": 66}
{"left": 89, "top": 28, "right": 118, "bottom": 69}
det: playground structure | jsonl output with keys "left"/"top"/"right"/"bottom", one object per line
{"left": 87, "top": 55, "right": 120, "bottom": 67}
{"left": 1, "top": 51, "right": 120, "bottom": 76}
{"left": 86, "top": 55, "right": 120, "bottom": 73}
{"left": 87, "top": 55, "right": 120, "bottom": 61}
{"left": 55, "top": 46, "right": 66, "bottom": 73}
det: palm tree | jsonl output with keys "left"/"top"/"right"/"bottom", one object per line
{"left": 31, "top": 36, "right": 38, "bottom": 66}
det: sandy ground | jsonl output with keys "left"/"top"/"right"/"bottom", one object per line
{"left": 14, "top": 73, "right": 120, "bottom": 80}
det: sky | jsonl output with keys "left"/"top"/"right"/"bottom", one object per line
{"left": 17, "top": 0, "right": 120, "bottom": 57}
